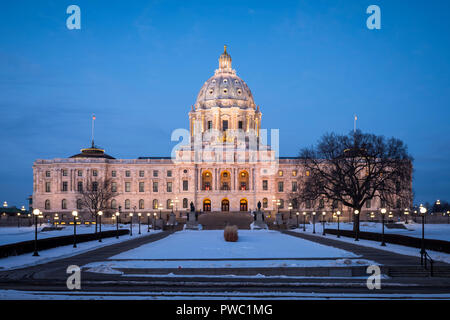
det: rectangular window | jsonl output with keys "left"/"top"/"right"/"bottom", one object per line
{"left": 278, "top": 181, "right": 284, "bottom": 192}
{"left": 111, "top": 170, "right": 116, "bottom": 177}
{"left": 62, "top": 182, "right": 68, "bottom": 192}
{"left": 366, "top": 200, "right": 371, "bottom": 208}
{"left": 222, "top": 120, "right": 228, "bottom": 131}
{"left": 125, "top": 182, "right": 131, "bottom": 192}
{"left": 167, "top": 170, "right": 172, "bottom": 177}
{"left": 183, "top": 180, "right": 188, "bottom": 191}
{"left": 92, "top": 170, "right": 98, "bottom": 176}
{"left": 167, "top": 182, "right": 172, "bottom": 192}
{"left": 125, "top": 170, "right": 131, "bottom": 177}
{"left": 207, "top": 120, "right": 212, "bottom": 130}
{"left": 45, "top": 182, "right": 51, "bottom": 193}
{"left": 292, "top": 181, "right": 298, "bottom": 192}
{"left": 62, "top": 169, "right": 68, "bottom": 177}
{"left": 238, "top": 121, "right": 243, "bottom": 129}
{"left": 139, "top": 182, "right": 145, "bottom": 192}
{"left": 153, "top": 170, "right": 158, "bottom": 177}
{"left": 262, "top": 180, "right": 268, "bottom": 191}
{"left": 92, "top": 182, "right": 98, "bottom": 192}
{"left": 292, "top": 170, "right": 297, "bottom": 177}
{"left": 77, "top": 181, "right": 83, "bottom": 192}
{"left": 111, "top": 182, "right": 117, "bottom": 193}
{"left": 139, "top": 170, "right": 145, "bottom": 177}
{"left": 153, "top": 182, "right": 158, "bottom": 192}
{"left": 306, "top": 200, "right": 311, "bottom": 209}
{"left": 45, "top": 171, "right": 51, "bottom": 177}
{"left": 77, "top": 170, "right": 83, "bottom": 177}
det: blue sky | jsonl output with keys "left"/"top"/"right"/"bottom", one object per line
{"left": 0, "top": 0, "right": 449, "bottom": 207}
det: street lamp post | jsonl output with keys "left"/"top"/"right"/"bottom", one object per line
{"left": 447, "top": 211, "right": 450, "bottom": 224}
{"left": 404, "top": 208, "right": 409, "bottom": 224}
{"left": 288, "top": 203, "right": 293, "bottom": 219}
{"left": 302, "top": 212, "right": 306, "bottom": 231}
{"left": 32, "top": 209, "right": 40, "bottom": 256}
{"left": 98, "top": 211, "right": 103, "bottom": 242}
{"left": 296, "top": 212, "right": 299, "bottom": 228}
{"left": 138, "top": 212, "right": 142, "bottom": 234}
{"left": 354, "top": 210, "right": 359, "bottom": 241}
{"left": 153, "top": 212, "right": 157, "bottom": 230}
{"left": 312, "top": 212, "right": 316, "bottom": 234}
{"left": 322, "top": 211, "right": 326, "bottom": 235}
{"left": 380, "top": 208, "right": 386, "bottom": 246}
{"left": 129, "top": 212, "right": 133, "bottom": 236}
{"left": 336, "top": 211, "right": 341, "bottom": 238}
{"left": 17, "top": 212, "right": 21, "bottom": 228}
{"left": 420, "top": 205, "right": 427, "bottom": 265}
{"left": 115, "top": 211, "right": 120, "bottom": 239}
{"left": 159, "top": 204, "right": 163, "bottom": 219}
{"left": 147, "top": 213, "right": 150, "bottom": 232}
{"left": 72, "top": 211, "right": 78, "bottom": 248}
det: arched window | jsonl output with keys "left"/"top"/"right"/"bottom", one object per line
{"left": 61, "top": 199, "right": 67, "bottom": 210}
{"left": 167, "top": 199, "right": 172, "bottom": 209}
{"left": 139, "top": 199, "right": 144, "bottom": 210}
{"left": 76, "top": 199, "right": 82, "bottom": 210}
{"left": 319, "top": 199, "right": 324, "bottom": 209}
{"left": 45, "top": 199, "right": 51, "bottom": 210}
{"left": 111, "top": 199, "right": 117, "bottom": 209}
{"left": 125, "top": 199, "right": 130, "bottom": 210}
{"left": 262, "top": 198, "right": 268, "bottom": 208}
{"left": 153, "top": 199, "right": 158, "bottom": 209}
{"left": 279, "top": 199, "right": 284, "bottom": 209}
{"left": 183, "top": 198, "right": 188, "bottom": 208}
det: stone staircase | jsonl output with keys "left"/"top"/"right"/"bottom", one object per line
{"left": 387, "top": 265, "right": 450, "bottom": 278}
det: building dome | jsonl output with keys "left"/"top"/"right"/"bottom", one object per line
{"left": 195, "top": 46, "right": 255, "bottom": 110}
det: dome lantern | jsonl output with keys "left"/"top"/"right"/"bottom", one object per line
{"left": 218, "top": 45, "right": 232, "bottom": 72}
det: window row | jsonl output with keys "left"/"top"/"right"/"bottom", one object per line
{"left": 45, "top": 169, "right": 177, "bottom": 178}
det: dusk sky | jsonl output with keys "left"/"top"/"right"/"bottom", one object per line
{"left": 1, "top": 0, "right": 449, "bottom": 207}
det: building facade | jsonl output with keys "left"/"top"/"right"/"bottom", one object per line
{"left": 32, "top": 47, "right": 388, "bottom": 220}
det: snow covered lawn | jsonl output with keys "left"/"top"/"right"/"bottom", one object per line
{"left": 0, "top": 224, "right": 131, "bottom": 246}
{"left": 293, "top": 224, "right": 450, "bottom": 264}
{"left": 0, "top": 226, "right": 161, "bottom": 271}
{"left": 109, "top": 229, "right": 358, "bottom": 260}
{"left": 325, "top": 222, "right": 450, "bottom": 241}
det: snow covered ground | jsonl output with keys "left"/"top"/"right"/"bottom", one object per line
{"left": 81, "top": 229, "right": 367, "bottom": 272}
{"left": 0, "top": 226, "right": 160, "bottom": 271}
{"left": 293, "top": 224, "right": 450, "bottom": 264}
{"left": 0, "top": 224, "right": 132, "bottom": 246}
{"left": 325, "top": 222, "right": 450, "bottom": 241}
{"left": 84, "top": 258, "right": 374, "bottom": 271}
{"left": 109, "top": 229, "right": 358, "bottom": 260}
{"left": 0, "top": 289, "right": 449, "bottom": 300}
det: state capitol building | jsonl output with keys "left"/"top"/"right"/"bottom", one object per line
{"left": 32, "top": 47, "right": 381, "bottom": 220}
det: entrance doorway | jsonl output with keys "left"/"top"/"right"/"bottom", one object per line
{"left": 240, "top": 199, "right": 248, "bottom": 212}
{"left": 203, "top": 199, "right": 211, "bottom": 212}
{"left": 221, "top": 199, "right": 230, "bottom": 211}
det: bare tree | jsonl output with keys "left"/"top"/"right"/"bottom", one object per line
{"left": 293, "top": 130, "right": 413, "bottom": 234}
{"left": 78, "top": 178, "right": 117, "bottom": 233}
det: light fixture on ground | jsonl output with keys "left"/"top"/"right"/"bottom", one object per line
{"left": 354, "top": 210, "right": 360, "bottom": 241}
{"left": 404, "top": 208, "right": 409, "bottom": 224}
{"left": 72, "top": 210, "right": 78, "bottom": 248}
{"left": 322, "top": 211, "right": 326, "bottom": 235}
{"left": 115, "top": 211, "right": 120, "bottom": 238}
{"left": 98, "top": 211, "right": 103, "bottom": 242}
{"left": 32, "top": 209, "right": 40, "bottom": 256}
{"left": 129, "top": 212, "right": 133, "bottom": 236}
{"left": 312, "top": 212, "right": 316, "bottom": 233}
{"left": 419, "top": 205, "right": 427, "bottom": 264}
{"left": 380, "top": 208, "right": 387, "bottom": 246}
{"left": 138, "top": 212, "right": 142, "bottom": 234}
{"left": 302, "top": 212, "right": 306, "bottom": 231}
{"left": 336, "top": 211, "right": 341, "bottom": 238}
